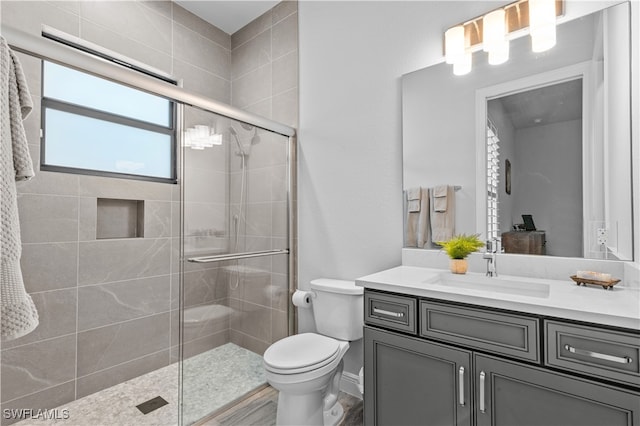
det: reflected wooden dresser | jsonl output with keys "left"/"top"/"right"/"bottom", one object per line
{"left": 501, "top": 231, "right": 546, "bottom": 255}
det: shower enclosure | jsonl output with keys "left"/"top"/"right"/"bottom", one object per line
{"left": 1, "top": 26, "right": 296, "bottom": 426}
{"left": 180, "top": 106, "right": 294, "bottom": 424}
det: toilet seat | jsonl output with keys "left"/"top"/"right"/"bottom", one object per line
{"left": 263, "top": 333, "right": 341, "bottom": 375}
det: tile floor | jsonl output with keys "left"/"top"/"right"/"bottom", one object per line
{"left": 14, "top": 343, "right": 266, "bottom": 426}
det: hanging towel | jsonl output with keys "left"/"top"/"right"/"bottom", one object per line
{"left": 432, "top": 184, "right": 448, "bottom": 212}
{"left": 430, "top": 185, "right": 455, "bottom": 244}
{"left": 1, "top": 36, "right": 39, "bottom": 341}
{"left": 405, "top": 189, "right": 419, "bottom": 247}
{"left": 407, "top": 187, "right": 421, "bottom": 213}
{"left": 416, "top": 188, "right": 430, "bottom": 248}
{"left": 405, "top": 187, "right": 430, "bottom": 248}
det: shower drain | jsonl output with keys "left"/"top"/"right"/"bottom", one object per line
{"left": 136, "top": 396, "right": 169, "bottom": 415}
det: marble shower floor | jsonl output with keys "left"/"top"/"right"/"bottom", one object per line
{"left": 16, "top": 343, "right": 266, "bottom": 426}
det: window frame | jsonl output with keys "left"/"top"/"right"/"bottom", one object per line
{"left": 40, "top": 60, "right": 178, "bottom": 184}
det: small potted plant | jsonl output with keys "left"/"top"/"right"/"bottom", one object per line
{"left": 437, "top": 234, "right": 484, "bottom": 274}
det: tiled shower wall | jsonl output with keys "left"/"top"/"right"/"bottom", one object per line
{"left": 181, "top": 2, "right": 298, "bottom": 356}
{"left": 227, "top": 1, "right": 299, "bottom": 354}
{"left": 0, "top": 1, "right": 298, "bottom": 421}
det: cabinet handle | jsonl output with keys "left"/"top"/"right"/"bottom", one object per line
{"left": 564, "top": 344, "right": 633, "bottom": 364}
{"left": 458, "top": 366, "right": 465, "bottom": 406}
{"left": 372, "top": 307, "right": 405, "bottom": 318}
{"left": 479, "top": 371, "right": 486, "bottom": 414}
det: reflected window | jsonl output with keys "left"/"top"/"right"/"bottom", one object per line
{"left": 487, "top": 119, "right": 500, "bottom": 243}
{"left": 41, "top": 61, "right": 176, "bottom": 182}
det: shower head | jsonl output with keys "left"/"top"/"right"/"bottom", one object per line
{"left": 234, "top": 123, "right": 261, "bottom": 146}
{"left": 250, "top": 127, "right": 260, "bottom": 146}
{"left": 229, "top": 126, "right": 248, "bottom": 157}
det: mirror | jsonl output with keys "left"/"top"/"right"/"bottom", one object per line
{"left": 402, "top": 2, "right": 633, "bottom": 261}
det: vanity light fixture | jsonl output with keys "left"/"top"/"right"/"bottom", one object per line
{"left": 443, "top": 0, "right": 563, "bottom": 75}
{"left": 184, "top": 125, "right": 223, "bottom": 150}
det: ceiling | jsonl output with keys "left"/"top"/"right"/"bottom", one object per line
{"left": 175, "top": 1, "right": 280, "bottom": 35}
{"left": 494, "top": 79, "right": 583, "bottom": 129}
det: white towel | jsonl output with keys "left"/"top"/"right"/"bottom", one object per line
{"left": 1, "top": 36, "right": 39, "bottom": 341}
{"left": 431, "top": 185, "right": 455, "bottom": 244}
{"left": 405, "top": 187, "right": 430, "bottom": 247}
{"left": 416, "top": 188, "right": 430, "bottom": 247}
{"left": 406, "top": 187, "right": 421, "bottom": 213}
{"left": 433, "top": 184, "right": 448, "bottom": 212}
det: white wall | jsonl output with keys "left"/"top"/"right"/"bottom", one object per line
{"left": 298, "top": 0, "right": 639, "bottom": 389}
{"left": 298, "top": 0, "right": 502, "bottom": 383}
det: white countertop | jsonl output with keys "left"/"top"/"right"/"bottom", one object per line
{"left": 356, "top": 266, "right": 640, "bottom": 330}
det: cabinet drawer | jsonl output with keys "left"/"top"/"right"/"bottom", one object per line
{"left": 545, "top": 321, "right": 640, "bottom": 388}
{"left": 365, "top": 291, "right": 416, "bottom": 334}
{"left": 420, "top": 301, "right": 540, "bottom": 362}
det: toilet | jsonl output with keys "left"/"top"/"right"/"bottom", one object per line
{"left": 263, "top": 279, "right": 364, "bottom": 426}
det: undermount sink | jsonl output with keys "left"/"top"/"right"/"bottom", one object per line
{"left": 423, "top": 273, "right": 551, "bottom": 298}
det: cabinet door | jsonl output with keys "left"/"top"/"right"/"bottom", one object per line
{"left": 365, "top": 326, "right": 472, "bottom": 426}
{"left": 475, "top": 354, "right": 640, "bottom": 426}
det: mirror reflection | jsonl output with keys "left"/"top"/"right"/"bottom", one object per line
{"left": 402, "top": 2, "right": 633, "bottom": 261}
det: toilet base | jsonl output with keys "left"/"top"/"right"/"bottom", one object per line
{"left": 323, "top": 401, "right": 344, "bottom": 426}
{"left": 275, "top": 390, "right": 324, "bottom": 425}
{"left": 274, "top": 393, "right": 345, "bottom": 426}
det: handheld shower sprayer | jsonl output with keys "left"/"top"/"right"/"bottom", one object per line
{"left": 228, "top": 126, "right": 248, "bottom": 157}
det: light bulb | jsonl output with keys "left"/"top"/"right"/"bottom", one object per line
{"left": 445, "top": 25, "right": 466, "bottom": 64}
{"left": 483, "top": 8, "right": 509, "bottom": 65}
{"left": 529, "top": 0, "right": 556, "bottom": 52}
{"left": 453, "top": 52, "right": 472, "bottom": 76}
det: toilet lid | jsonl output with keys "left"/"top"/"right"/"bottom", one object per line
{"left": 263, "top": 333, "right": 340, "bottom": 371}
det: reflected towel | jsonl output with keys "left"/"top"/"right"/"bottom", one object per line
{"left": 407, "top": 187, "right": 421, "bottom": 213}
{"left": 405, "top": 188, "right": 430, "bottom": 247}
{"left": 433, "top": 184, "right": 448, "bottom": 212}
{"left": 416, "top": 188, "right": 430, "bottom": 247}
{"left": 431, "top": 185, "right": 455, "bottom": 244}
{"left": 1, "top": 36, "right": 39, "bottom": 341}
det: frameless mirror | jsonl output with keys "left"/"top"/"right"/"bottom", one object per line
{"left": 402, "top": 2, "right": 633, "bottom": 261}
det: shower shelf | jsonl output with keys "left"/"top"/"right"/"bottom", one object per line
{"left": 188, "top": 248, "right": 289, "bottom": 263}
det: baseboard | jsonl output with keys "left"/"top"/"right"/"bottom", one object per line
{"left": 340, "top": 372, "right": 363, "bottom": 399}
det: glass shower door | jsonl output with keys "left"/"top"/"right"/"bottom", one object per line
{"left": 179, "top": 105, "right": 291, "bottom": 425}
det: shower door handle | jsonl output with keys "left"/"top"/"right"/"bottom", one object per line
{"left": 188, "top": 249, "right": 289, "bottom": 263}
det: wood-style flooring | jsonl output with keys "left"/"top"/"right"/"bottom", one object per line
{"left": 199, "top": 386, "right": 363, "bottom": 426}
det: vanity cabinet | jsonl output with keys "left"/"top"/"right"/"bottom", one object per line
{"left": 364, "top": 327, "right": 472, "bottom": 426}
{"left": 363, "top": 289, "right": 640, "bottom": 426}
{"left": 474, "top": 354, "right": 640, "bottom": 426}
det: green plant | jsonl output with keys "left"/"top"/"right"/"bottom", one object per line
{"left": 437, "top": 234, "right": 485, "bottom": 259}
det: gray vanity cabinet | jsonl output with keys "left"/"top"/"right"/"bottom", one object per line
{"left": 364, "top": 326, "right": 472, "bottom": 426}
{"left": 474, "top": 353, "right": 640, "bottom": 426}
{"left": 363, "top": 289, "right": 640, "bottom": 426}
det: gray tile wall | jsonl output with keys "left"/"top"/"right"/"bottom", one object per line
{"left": 0, "top": 0, "right": 298, "bottom": 422}
{"left": 0, "top": 0, "right": 232, "bottom": 421}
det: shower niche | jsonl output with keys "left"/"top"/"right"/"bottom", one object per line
{"left": 96, "top": 198, "right": 145, "bottom": 239}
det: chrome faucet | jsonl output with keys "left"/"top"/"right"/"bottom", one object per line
{"left": 483, "top": 239, "right": 499, "bottom": 277}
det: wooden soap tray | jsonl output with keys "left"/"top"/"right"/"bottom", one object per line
{"left": 570, "top": 275, "right": 620, "bottom": 290}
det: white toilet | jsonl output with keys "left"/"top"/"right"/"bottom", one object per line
{"left": 263, "top": 279, "right": 364, "bottom": 426}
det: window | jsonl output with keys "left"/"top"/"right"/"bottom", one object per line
{"left": 486, "top": 118, "right": 500, "bottom": 244}
{"left": 41, "top": 61, "right": 176, "bottom": 182}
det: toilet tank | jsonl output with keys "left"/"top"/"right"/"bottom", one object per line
{"left": 309, "top": 279, "right": 364, "bottom": 341}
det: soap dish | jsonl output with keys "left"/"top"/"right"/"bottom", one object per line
{"left": 570, "top": 275, "right": 621, "bottom": 290}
